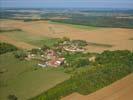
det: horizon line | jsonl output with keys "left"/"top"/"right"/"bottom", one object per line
{"left": 1, "top": 7, "right": 133, "bottom": 10}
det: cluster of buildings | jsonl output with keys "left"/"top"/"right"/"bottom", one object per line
{"left": 26, "top": 40, "right": 87, "bottom": 68}
{"left": 39, "top": 50, "right": 65, "bottom": 68}
{"left": 63, "top": 46, "right": 85, "bottom": 52}
{"left": 27, "top": 49, "right": 65, "bottom": 68}
{"left": 62, "top": 40, "right": 86, "bottom": 52}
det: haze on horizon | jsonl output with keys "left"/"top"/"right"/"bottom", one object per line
{"left": 0, "top": 0, "right": 133, "bottom": 9}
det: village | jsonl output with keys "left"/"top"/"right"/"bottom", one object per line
{"left": 24, "top": 38, "right": 95, "bottom": 68}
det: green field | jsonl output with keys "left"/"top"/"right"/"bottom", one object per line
{"left": 49, "top": 21, "right": 99, "bottom": 30}
{"left": 0, "top": 53, "right": 69, "bottom": 100}
{"left": 0, "top": 31, "right": 59, "bottom": 47}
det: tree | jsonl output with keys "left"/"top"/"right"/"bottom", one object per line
{"left": 62, "top": 37, "right": 70, "bottom": 42}
{"left": 30, "top": 49, "right": 38, "bottom": 54}
{"left": 14, "top": 50, "right": 27, "bottom": 60}
{"left": 41, "top": 45, "right": 50, "bottom": 51}
{"left": 30, "top": 48, "right": 43, "bottom": 55}
{"left": 8, "top": 95, "right": 17, "bottom": 100}
{"left": 76, "top": 58, "right": 90, "bottom": 67}
{"left": 0, "top": 42, "right": 18, "bottom": 54}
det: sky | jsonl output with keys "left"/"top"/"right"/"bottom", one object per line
{"left": 0, "top": 0, "right": 133, "bottom": 9}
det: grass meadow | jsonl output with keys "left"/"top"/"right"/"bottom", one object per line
{"left": 0, "top": 53, "right": 69, "bottom": 100}
{"left": 0, "top": 30, "right": 59, "bottom": 47}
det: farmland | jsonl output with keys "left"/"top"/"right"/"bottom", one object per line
{"left": 0, "top": 53, "right": 70, "bottom": 100}
{"left": 0, "top": 8, "right": 133, "bottom": 100}
{"left": 0, "top": 19, "right": 133, "bottom": 52}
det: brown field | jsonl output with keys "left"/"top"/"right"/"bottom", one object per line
{"left": 62, "top": 73, "right": 133, "bottom": 100}
{"left": 0, "top": 19, "right": 133, "bottom": 52}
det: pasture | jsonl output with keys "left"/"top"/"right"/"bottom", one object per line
{"left": 0, "top": 53, "right": 69, "bottom": 100}
{"left": 1, "top": 31, "right": 58, "bottom": 47}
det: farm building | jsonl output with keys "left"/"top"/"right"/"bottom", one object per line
{"left": 89, "top": 56, "right": 96, "bottom": 62}
{"left": 46, "top": 50, "right": 57, "bottom": 59}
{"left": 38, "top": 57, "right": 65, "bottom": 68}
{"left": 46, "top": 58, "right": 65, "bottom": 67}
{"left": 63, "top": 46, "right": 85, "bottom": 52}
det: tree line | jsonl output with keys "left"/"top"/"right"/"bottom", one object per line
{"left": 0, "top": 42, "right": 18, "bottom": 55}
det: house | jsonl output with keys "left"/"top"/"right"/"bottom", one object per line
{"left": 63, "top": 46, "right": 85, "bottom": 52}
{"left": 28, "top": 54, "right": 36, "bottom": 58}
{"left": 46, "top": 50, "right": 57, "bottom": 59}
{"left": 38, "top": 63, "right": 47, "bottom": 68}
{"left": 26, "top": 54, "right": 36, "bottom": 60}
{"left": 89, "top": 56, "right": 96, "bottom": 62}
{"left": 38, "top": 57, "right": 65, "bottom": 68}
{"left": 46, "top": 58, "right": 65, "bottom": 68}
{"left": 28, "top": 48, "right": 66, "bottom": 68}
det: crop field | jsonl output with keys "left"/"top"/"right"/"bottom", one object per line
{"left": 0, "top": 53, "right": 69, "bottom": 100}
{"left": 0, "top": 19, "right": 133, "bottom": 52}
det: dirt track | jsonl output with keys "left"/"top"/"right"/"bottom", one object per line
{"left": 62, "top": 73, "right": 133, "bottom": 100}
{"left": 0, "top": 20, "right": 133, "bottom": 52}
